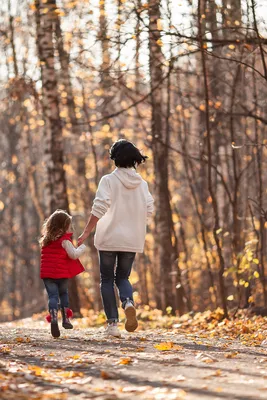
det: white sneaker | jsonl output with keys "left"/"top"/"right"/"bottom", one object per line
{"left": 105, "top": 322, "right": 122, "bottom": 338}
{"left": 124, "top": 300, "right": 138, "bottom": 332}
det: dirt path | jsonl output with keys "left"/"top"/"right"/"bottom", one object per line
{"left": 1, "top": 318, "right": 267, "bottom": 400}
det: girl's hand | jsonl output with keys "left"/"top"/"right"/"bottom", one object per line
{"left": 78, "top": 214, "right": 99, "bottom": 246}
{"left": 77, "top": 234, "right": 86, "bottom": 247}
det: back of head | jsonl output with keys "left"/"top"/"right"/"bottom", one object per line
{"left": 40, "top": 209, "right": 72, "bottom": 247}
{"left": 109, "top": 139, "right": 147, "bottom": 169}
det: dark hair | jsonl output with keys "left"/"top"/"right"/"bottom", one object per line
{"left": 109, "top": 139, "right": 147, "bottom": 168}
{"left": 39, "top": 209, "right": 72, "bottom": 247}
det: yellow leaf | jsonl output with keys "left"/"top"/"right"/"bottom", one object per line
{"left": 215, "top": 101, "right": 222, "bottom": 109}
{"left": 102, "top": 124, "right": 110, "bottom": 133}
{"left": 227, "top": 295, "right": 234, "bottom": 301}
{"left": 253, "top": 258, "right": 259, "bottom": 264}
{"left": 119, "top": 357, "right": 133, "bottom": 365}
{"left": 254, "top": 271, "right": 260, "bottom": 278}
{"left": 229, "top": 44, "right": 235, "bottom": 50}
{"left": 156, "top": 39, "right": 163, "bottom": 47}
{"left": 0, "top": 346, "right": 11, "bottom": 353}
{"left": 154, "top": 342, "right": 183, "bottom": 351}
{"left": 154, "top": 342, "right": 174, "bottom": 351}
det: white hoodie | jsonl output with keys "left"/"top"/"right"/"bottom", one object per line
{"left": 91, "top": 168, "right": 154, "bottom": 253}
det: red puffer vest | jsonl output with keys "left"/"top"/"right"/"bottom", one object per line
{"left": 40, "top": 233, "right": 85, "bottom": 279}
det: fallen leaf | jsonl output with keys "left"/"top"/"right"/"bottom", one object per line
{"left": 0, "top": 346, "right": 11, "bottom": 353}
{"left": 100, "top": 370, "right": 113, "bottom": 380}
{"left": 224, "top": 352, "right": 238, "bottom": 359}
{"left": 154, "top": 342, "right": 183, "bottom": 351}
{"left": 118, "top": 357, "right": 133, "bottom": 365}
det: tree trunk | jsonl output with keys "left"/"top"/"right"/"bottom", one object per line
{"left": 198, "top": 0, "right": 228, "bottom": 318}
{"left": 35, "top": 0, "right": 81, "bottom": 314}
{"left": 148, "top": 0, "right": 185, "bottom": 314}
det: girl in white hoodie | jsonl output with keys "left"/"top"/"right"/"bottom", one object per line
{"left": 78, "top": 139, "right": 154, "bottom": 337}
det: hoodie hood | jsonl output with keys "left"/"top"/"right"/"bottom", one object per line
{"left": 113, "top": 168, "right": 142, "bottom": 189}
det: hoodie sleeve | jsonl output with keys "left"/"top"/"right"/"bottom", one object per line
{"left": 62, "top": 241, "right": 86, "bottom": 259}
{"left": 146, "top": 184, "right": 154, "bottom": 219}
{"left": 91, "top": 176, "right": 111, "bottom": 219}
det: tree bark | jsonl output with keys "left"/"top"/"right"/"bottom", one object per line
{"left": 35, "top": 0, "right": 81, "bottom": 314}
{"left": 198, "top": 0, "right": 228, "bottom": 317}
{"left": 148, "top": 0, "right": 185, "bottom": 314}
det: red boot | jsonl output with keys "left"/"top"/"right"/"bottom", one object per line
{"left": 46, "top": 309, "right": 60, "bottom": 338}
{"left": 61, "top": 308, "right": 73, "bottom": 329}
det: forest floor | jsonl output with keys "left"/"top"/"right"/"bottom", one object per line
{"left": 1, "top": 308, "right": 267, "bottom": 400}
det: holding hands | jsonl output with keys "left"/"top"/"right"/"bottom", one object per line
{"left": 78, "top": 213, "right": 99, "bottom": 246}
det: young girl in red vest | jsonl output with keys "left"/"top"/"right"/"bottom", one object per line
{"left": 40, "top": 209, "right": 86, "bottom": 338}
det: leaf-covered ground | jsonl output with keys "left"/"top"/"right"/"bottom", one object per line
{"left": 1, "top": 309, "right": 267, "bottom": 400}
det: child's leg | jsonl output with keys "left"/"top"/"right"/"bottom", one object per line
{"left": 99, "top": 251, "right": 118, "bottom": 323}
{"left": 58, "top": 279, "right": 73, "bottom": 329}
{"left": 58, "top": 279, "right": 69, "bottom": 308}
{"left": 43, "top": 279, "right": 59, "bottom": 310}
{"left": 43, "top": 279, "right": 60, "bottom": 338}
{"left": 115, "top": 252, "right": 137, "bottom": 332}
{"left": 115, "top": 252, "right": 136, "bottom": 306}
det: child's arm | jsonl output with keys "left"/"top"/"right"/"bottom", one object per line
{"left": 77, "top": 214, "right": 99, "bottom": 246}
{"left": 62, "top": 241, "right": 86, "bottom": 260}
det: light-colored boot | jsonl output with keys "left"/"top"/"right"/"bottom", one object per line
{"left": 105, "top": 322, "right": 122, "bottom": 338}
{"left": 124, "top": 299, "right": 138, "bottom": 332}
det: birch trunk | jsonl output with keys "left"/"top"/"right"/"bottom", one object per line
{"left": 35, "top": 0, "right": 81, "bottom": 314}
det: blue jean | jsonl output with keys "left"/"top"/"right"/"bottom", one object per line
{"left": 99, "top": 251, "right": 136, "bottom": 323}
{"left": 43, "top": 278, "right": 69, "bottom": 310}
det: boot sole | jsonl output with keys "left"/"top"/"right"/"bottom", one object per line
{"left": 62, "top": 324, "right": 73, "bottom": 330}
{"left": 51, "top": 322, "right": 60, "bottom": 338}
{"left": 125, "top": 306, "right": 138, "bottom": 332}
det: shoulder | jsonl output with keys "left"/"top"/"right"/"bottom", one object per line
{"left": 99, "top": 174, "right": 112, "bottom": 184}
{"left": 59, "top": 233, "right": 73, "bottom": 243}
{"left": 141, "top": 178, "right": 149, "bottom": 189}
{"left": 98, "top": 174, "right": 115, "bottom": 189}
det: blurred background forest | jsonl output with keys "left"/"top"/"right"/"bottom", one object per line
{"left": 0, "top": 0, "right": 267, "bottom": 322}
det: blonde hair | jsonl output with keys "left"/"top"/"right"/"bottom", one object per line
{"left": 39, "top": 209, "right": 72, "bottom": 247}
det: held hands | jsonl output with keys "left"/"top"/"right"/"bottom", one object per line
{"left": 77, "top": 234, "right": 87, "bottom": 247}
{"left": 78, "top": 214, "right": 99, "bottom": 246}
